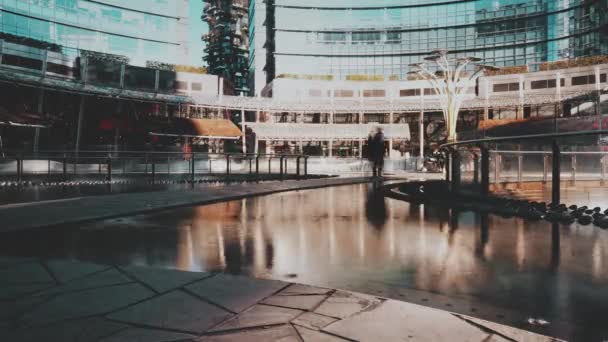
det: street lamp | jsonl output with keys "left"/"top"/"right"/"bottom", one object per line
{"left": 408, "top": 50, "right": 499, "bottom": 142}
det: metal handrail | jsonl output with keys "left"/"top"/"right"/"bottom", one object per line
{"left": 441, "top": 129, "right": 608, "bottom": 148}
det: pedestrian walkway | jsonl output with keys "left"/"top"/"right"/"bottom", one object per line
{"left": 0, "top": 257, "right": 559, "bottom": 342}
{"left": 0, "top": 177, "right": 370, "bottom": 232}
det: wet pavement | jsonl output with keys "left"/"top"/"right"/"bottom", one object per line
{"left": 1, "top": 183, "right": 608, "bottom": 340}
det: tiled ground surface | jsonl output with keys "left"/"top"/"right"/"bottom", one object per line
{"left": 0, "top": 257, "right": 561, "bottom": 342}
{"left": 0, "top": 177, "right": 371, "bottom": 232}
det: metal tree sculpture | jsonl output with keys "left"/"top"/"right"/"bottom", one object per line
{"left": 408, "top": 49, "right": 499, "bottom": 142}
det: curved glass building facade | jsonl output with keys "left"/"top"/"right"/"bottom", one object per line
{"left": 250, "top": 0, "right": 608, "bottom": 93}
{"left": 0, "top": 0, "right": 190, "bottom": 65}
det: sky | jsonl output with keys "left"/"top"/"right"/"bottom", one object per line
{"left": 188, "top": 0, "right": 208, "bottom": 66}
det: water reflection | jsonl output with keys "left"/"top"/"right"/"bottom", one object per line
{"left": 2, "top": 184, "right": 608, "bottom": 340}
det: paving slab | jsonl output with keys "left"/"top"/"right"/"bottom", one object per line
{"left": 314, "top": 290, "right": 382, "bottom": 319}
{"left": 33, "top": 268, "right": 133, "bottom": 297}
{"left": 210, "top": 304, "right": 302, "bottom": 332}
{"left": 120, "top": 265, "right": 211, "bottom": 293}
{"left": 201, "top": 324, "right": 300, "bottom": 342}
{"left": 456, "top": 315, "right": 557, "bottom": 342}
{"left": 0, "top": 261, "right": 54, "bottom": 285}
{"left": 0, "top": 295, "right": 51, "bottom": 320}
{"left": 18, "top": 283, "right": 154, "bottom": 327}
{"left": 292, "top": 312, "right": 338, "bottom": 331}
{"left": 294, "top": 325, "right": 349, "bottom": 342}
{"left": 99, "top": 327, "right": 195, "bottom": 342}
{"left": 278, "top": 284, "right": 332, "bottom": 296}
{"left": 108, "top": 290, "right": 232, "bottom": 334}
{"left": 261, "top": 294, "right": 327, "bottom": 311}
{"left": 323, "top": 299, "right": 492, "bottom": 342}
{"left": 186, "top": 274, "right": 287, "bottom": 313}
{"left": 0, "top": 257, "right": 36, "bottom": 269}
{"left": 45, "top": 259, "right": 108, "bottom": 283}
{"left": 0, "top": 283, "right": 54, "bottom": 300}
{"left": 5, "top": 317, "right": 127, "bottom": 342}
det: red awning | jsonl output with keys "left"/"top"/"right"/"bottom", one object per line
{"left": 146, "top": 117, "right": 242, "bottom": 139}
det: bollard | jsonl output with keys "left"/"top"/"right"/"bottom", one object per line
{"left": 106, "top": 155, "right": 112, "bottom": 182}
{"left": 480, "top": 145, "right": 489, "bottom": 196}
{"left": 551, "top": 140, "right": 560, "bottom": 207}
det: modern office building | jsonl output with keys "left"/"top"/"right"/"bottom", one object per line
{"left": 203, "top": 0, "right": 250, "bottom": 94}
{"left": 0, "top": 0, "right": 191, "bottom": 66}
{"left": 249, "top": 0, "right": 608, "bottom": 95}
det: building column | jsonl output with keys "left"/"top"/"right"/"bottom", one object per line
{"left": 517, "top": 75, "right": 524, "bottom": 119}
{"left": 75, "top": 95, "right": 86, "bottom": 153}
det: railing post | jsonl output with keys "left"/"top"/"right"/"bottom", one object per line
{"left": 63, "top": 153, "right": 67, "bottom": 181}
{"left": 450, "top": 148, "right": 461, "bottom": 193}
{"left": 16, "top": 155, "right": 22, "bottom": 185}
{"left": 225, "top": 154, "right": 230, "bottom": 180}
{"left": 552, "top": 140, "right": 560, "bottom": 206}
{"left": 268, "top": 157, "right": 272, "bottom": 174}
{"left": 255, "top": 155, "right": 260, "bottom": 179}
{"left": 480, "top": 145, "right": 489, "bottom": 196}
{"left": 473, "top": 152, "right": 479, "bottom": 185}
{"left": 151, "top": 158, "right": 156, "bottom": 183}
{"left": 191, "top": 153, "right": 195, "bottom": 187}
{"left": 296, "top": 156, "right": 301, "bottom": 178}
{"left": 494, "top": 153, "right": 501, "bottom": 183}
{"left": 517, "top": 153, "right": 523, "bottom": 184}
{"left": 106, "top": 154, "right": 112, "bottom": 182}
{"left": 543, "top": 154, "right": 549, "bottom": 183}
{"left": 571, "top": 154, "right": 576, "bottom": 185}
{"left": 304, "top": 156, "right": 309, "bottom": 177}
{"left": 280, "top": 156, "right": 285, "bottom": 180}
{"left": 48, "top": 158, "right": 51, "bottom": 178}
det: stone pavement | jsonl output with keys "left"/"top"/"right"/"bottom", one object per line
{"left": 0, "top": 257, "right": 561, "bottom": 342}
{"left": 0, "top": 177, "right": 370, "bottom": 232}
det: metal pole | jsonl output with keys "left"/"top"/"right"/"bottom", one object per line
{"left": 517, "top": 153, "right": 523, "bottom": 184}
{"left": 602, "top": 155, "right": 606, "bottom": 180}
{"left": 48, "top": 158, "right": 51, "bottom": 178}
{"left": 296, "top": 156, "right": 301, "bottom": 178}
{"left": 552, "top": 140, "right": 560, "bottom": 206}
{"left": 304, "top": 156, "right": 309, "bottom": 177}
{"left": 451, "top": 149, "right": 461, "bottom": 193}
{"left": 255, "top": 155, "right": 260, "bottom": 179}
{"left": 419, "top": 110, "right": 424, "bottom": 163}
{"left": 106, "top": 155, "right": 112, "bottom": 182}
{"left": 16, "top": 156, "right": 21, "bottom": 184}
{"left": 75, "top": 96, "right": 86, "bottom": 153}
{"left": 151, "top": 158, "right": 156, "bottom": 182}
{"left": 571, "top": 154, "right": 576, "bottom": 185}
{"left": 226, "top": 154, "right": 230, "bottom": 179}
{"left": 480, "top": 145, "right": 489, "bottom": 196}
{"left": 494, "top": 153, "right": 500, "bottom": 183}
{"left": 543, "top": 154, "right": 549, "bottom": 183}
{"left": 473, "top": 153, "right": 479, "bottom": 185}
{"left": 63, "top": 153, "right": 67, "bottom": 181}
{"left": 280, "top": 156, "right": 284, "bottom": 180}
{"left": 191, "top": 153, "right": 195, "bottom": 186}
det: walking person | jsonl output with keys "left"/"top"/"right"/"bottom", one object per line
{"left": 370, "top": 127, "right": 385, "bottom": 177}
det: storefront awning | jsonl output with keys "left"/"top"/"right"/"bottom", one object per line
{"left": 148, "top": 117, "right": 242, "bottom": 140}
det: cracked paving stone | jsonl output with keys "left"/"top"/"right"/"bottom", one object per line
{"left": 295, "top": 325, "right": 348, "bottom": 342}
{"left": 323, "top": 300, "right": 493, "bottom": 342}
{"left": 0, "top": 261, "right": 54, "bottom": 286}
{"left": 18, "top": 283, "right": 154, "bottom": 327}
{"left": 109, "top": 290, "right": 232, "bottom": 334}
{"left": 5, "top": 317, "right": 127, "bottom": 342}
{"left": 33, "top": 268, "right": 133, "bottom": 297}
{"left": 186, "top": 274, "right": 287, "bottom": 313}
{"left": 99, "top": 327, "right": 195, "bottom": 342}
{"left": 314, "top": 290, "right": 382, "bottom": 319}
{"left": 45, "top": 259, "right": 108, "bottom": 283}
{"left": 210, "top": 304, "right": 302, "bottom": 332}
{"left": 120, "top": 265, "right": 211, "bottom": 293}
{"left": 261, "top": 294, "right": 327, "bottom": 311}
{"left": 292, "top": 312, "right": 338, "bottom": 330}
{"left": 455, "top": 315, "right": 560, "bottom": 342}
{"left": 201, "top": 324, "right": 300, "bottom": 342}
{"left": 278, "top": 284, "right": 332, "bottom": 296}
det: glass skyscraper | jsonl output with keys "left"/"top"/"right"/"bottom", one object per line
{"left": 249, "top": 0, "right": 608, "bottom": 94}
{"left": 0, "top": 0, "right": 190, "bottom": 66}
